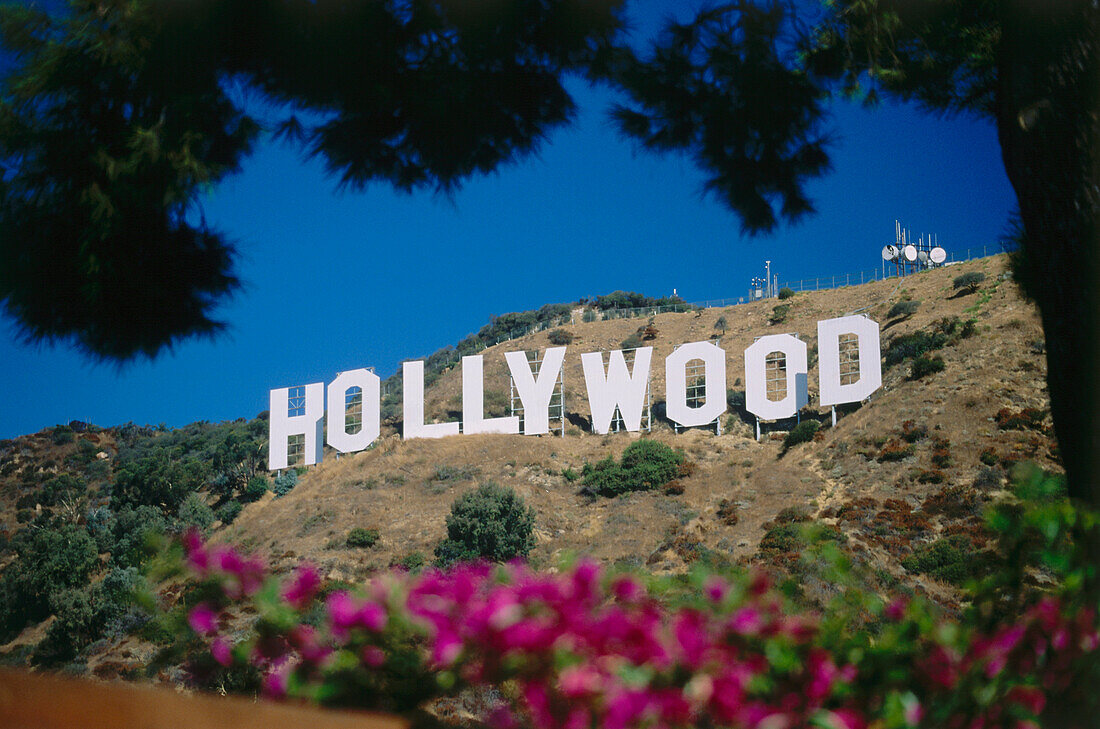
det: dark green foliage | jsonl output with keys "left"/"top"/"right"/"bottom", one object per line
{"left": 40, "top": 474, "right": 85, "bottom": 506}
{"left": 346, "top": 528, "right": 380, "bottom": 549}
{"left": 769, "top": 304, "right": 790, "bottom": 324}
{"left": 996, "top": 407, "right": 1047, "bottom": 431}
{"left": 612, "top": 2, "right": 829, "bottom": 234}
{"left": 883, "top": 316, "right": 969, "bottom": 368}
{"left": 778, "top": 287, "right": 795, "bottom": 300}
{"left": 714, "top": 315, "right": 728, "bottom": 332}
{"left": 51, "top": 426, "right": 74, "bottom": 445}
{"left": 177, "top": 493, "right": 215, "bottom": 532}
{"left": 580, "top": 440, "right": 686, "bottom": 498}
{"left": 902, "top": 535, "right": 984, "bottom": 585}
{"left": 32, "top": 567, "right": 138, "bottom": 667}
{"left": 0, "top": 525, "right": 98, "bottom": 640}
{"left": 395, "top": 552, "right": 426, "bottom": 573}
{"left": 589, "top": 291, "right": 690, "bottom": 312}
{"left": 432, "top": 464, "right": 480, "bottom": 483}
{"left": 434, "top": 483, "right": 535, "bottom": 567}
{"left": 953, "top": 271, "right": 987, "bottom": 293}
{"left": 887, "top": 300, "right": 920, "bottom": 319}
{"left": 620, "top": 333, "right": 644, "bottom": 350}
{"left": 782, "top": 420, "right": 820, "bottom": 451}
{"left": 109, "top": 506, "right": 169, "bottom": 569}
{"left": 909, "top": 355, "right": 945, "bottom": 379}
{"left": 216, "top": 501, "right": 243, "bottom": 525}
{"left": 547, "top": 329, "right": 573, "bottom": 345}
{"left": 273, "top": 470, "right": 299, "bottom": 498}
{"left": 561, "top": 467, "right": 579, "bottom": 483}
{"left": 242, "top": 475, "right": 269, "bottom": 502}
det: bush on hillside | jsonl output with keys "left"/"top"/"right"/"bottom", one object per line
{"left": 887, "top": 300, "right": 920, "bottom": 319}
{"left": 178, "top": 492, "right": 215, "bottom": 532}
{"left": 953, "top": 271, "right": 986, "bottom": 293}
{"left": 714, "top": 315, "right": 728, "bottom": 332}
{"left": 273, "top": 470, "right": 298, "bottom": 497}
{"left": 216, "top": 500, "right": 243, "bottom": 525}
{"left": 434, "top": 483, "right": 535, "bottom": 567}
{"left": 347, "top": 528, "right": 380, "bottom": 549}
{"left": 783, "top": 420, "right": 820, "bottom": 451}
{"left": 0, "top": 525, "right": 98, "bottom": 640}
{"left": 581, "top": 440, "right": 687, "bottom": 498}
{"left": 242, "top": 475, "right": 269, "bottom": 502}
{"left": 547, "top": 329, "right": 573, "bottom": 345}
{"left": 778, "top": 287, "right": 795, "bottom": 300}
{"left": 769, "top": 304, "right": 790, "bottom": 324}
{"left": 909, "top": 354, "right": 946, "bottom": 379}
{"left": 620, "top": 333, "right": 644, "bottom": 350}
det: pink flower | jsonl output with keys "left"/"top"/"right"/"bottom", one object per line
{"left": 211, "top": 636, "right": 232, "bottom": 667}
{"left": 612, "top": 576, "right": 644, "bottom": 603}
{"left": 362, "top": 645, "right": 386, "bottom": 668}
{"left": 728, "top": 607, "right": 763, "bottom": 636}
{"left": 282, "top": 563, "right": 321, "bottom": 609}
{"left": 357, "top": 601, "right": 387, "bottom": 631}
{"left": 885, "top": 597, "right": 908, "bottom": 621}
{"left": 704, "top": 575, "right": 727, "bottom": 603}
{"left": 187, "top": 603, "right": 218, "bottom": 635}
{"left": 326, "top": 590, "right": 358, "bottom": 631}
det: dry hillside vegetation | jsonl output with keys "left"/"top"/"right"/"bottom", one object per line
{"left": 223, "top": 255, "right": 1052, "bottom": 604}
{"left": 0, "top": 254, "right": 1056, "bottom": 677}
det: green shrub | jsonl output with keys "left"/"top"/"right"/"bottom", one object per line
{"left": 902, "top": 535, "right": 982, "bottom": 585}
{"left": 109, "top": 506, "right": 169, "bottom": 569}
{"left": 432, "top": 464, "right": 480, "bottom": 482}
{"left": 273, "top": 470, "right": 298, "bottom": 497}
{"left": 620, "top": 333, "right": 644, "bottom": 350}
{"left": 0, "top": 525, "right": 99, "bottom": 640}
{"left": 547, "top": 329, "right": 573, "bottom": 345}
{"left": 216, "top": 500, "right": 243, "bottom": 525}
{"left": 778, "top": 287, "right": 795, "bottom": 300}
{"left": 581, "top": 440, "right": 686, "bottom": 498}
{"left": 887, "top": 300, "right": 920, "bottom": 319}
{"left": 51, "top": 425, "right": 74, "bottom": 445}
{"left": 714, "top": 316, "right": 728, "bottom": 332}
{"left": 561, "top": 467, "right": 579, "bottom": 483}
{"left": 177, "top": 492, "right": 215, "bottom": 531}
{"left": 434, "top": 483, "right": 535, "bottom": 567}
{"left": 953, "top": 271, "right": 986, "bottom": 293}
{"left": 769, "top": 304, "right": 790, "bottom": 324}
{"left": 782, "top": 420, "right": 820, "bottom": 451}
{"left": 346, "top": 528, "right": 380, "bottom": 549}
{"left": 242, "top": 475, "right": 269, "bottom": 502}
{"left": 395, "top": 552, "right": 426, "bottom": 572}
{"left": 909, "top": 354, "right": 945, "bottom": 379}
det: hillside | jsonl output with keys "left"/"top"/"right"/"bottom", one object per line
{"left": 228, "top": 254, "right": 1051, "bottom": 592}
{"left": 0, "top": 253, "right": 1057, "bottom": 678}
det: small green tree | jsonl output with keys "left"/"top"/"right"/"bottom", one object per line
{"left": 778, "top": 287, "right": 795, "bottom": 300}
{"left": 434, "top": 483, "right": 535, "bottom": 567}
{"left": 547, "top": 329, "right": 573, "bottom": 345}
{"left": 887, "top": 300, "right": 921, "bottom": 320}
{"left": 178, "top": 493, "right": 215, "bottom": 532}
{"left": 581, "top": 440, "right": 686, "bottom": 498}
{"left": 953, "top": 271, "right": 987, "bottom": 294}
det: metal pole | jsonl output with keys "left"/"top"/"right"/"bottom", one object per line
{"left": 755, "top": 418, "right": 761, "bottom": 441}
{"left": 831, "top": 405, "right": 837, "bottom": 428}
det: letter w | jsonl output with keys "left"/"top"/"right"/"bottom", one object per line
{"left": 581, "top": 348, "right": 653, "bottom": 434}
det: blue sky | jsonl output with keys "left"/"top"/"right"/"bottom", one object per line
{"left": 0, "top": 3, "right": 1017, "bottom": 439}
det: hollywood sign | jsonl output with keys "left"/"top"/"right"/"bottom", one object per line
{"left": 268, "top": 315, "right": 881, "bottom": 469}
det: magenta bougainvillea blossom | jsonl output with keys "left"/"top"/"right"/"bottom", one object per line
{"left": 181, "top": 531, "right": 1097, "bottom": 729}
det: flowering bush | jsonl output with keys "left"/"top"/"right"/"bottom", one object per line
{"left": 177, "top": 526, "right": 1099, "bottom": 729}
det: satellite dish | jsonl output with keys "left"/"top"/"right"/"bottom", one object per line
{"left": 903, "top": 244, "right": 918, "bottom": 262}
{"left": 930, "top": 246, "right": 947, "bottom": 264}
{"left": 917, "top": 249, "right": 929, "bottom": 263}
{"left": 881, "top": 244, "right": 899, "bottom": 261}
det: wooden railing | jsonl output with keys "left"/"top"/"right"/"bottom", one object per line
{"left": 0, "top": 668, "right": 409, "bottom": 729}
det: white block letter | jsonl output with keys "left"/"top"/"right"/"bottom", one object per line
{"left": 581, "top": 347, "right": 653, "bottom": 434}
{"left": 462, "top": 355, "right": 520, "bottom": 435}
{"left": 665, "top": 341, "right": 727, "bottom": 428}
{"left": 269, "top": 382, "right": 324, "bottom": 470}
{"left": 504, "top": 347, "right": 566, "bottom": 435}
{"left": 818, "top": 315, "right": 882, "bottom": 406}
{"left": 403, "top": 361, "right": 460, "bottom": 440}
{"left": 327, "top": 369, "right": 381, "bottom": 453}
{"left": 745, "top": 334, "right": 808, "bottom": 420}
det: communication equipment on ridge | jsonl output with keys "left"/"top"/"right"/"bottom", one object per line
{"left": 917, "top": 249, "right": 929, "bottom": 263}
{"left": 882, "top": 245, "right": 899, "bottom": 261}
{"left": 903, "top": 244, "right": 918, "bottom": 262}
{"left": 930, "top": 246, "right": 947, "bottom": 264}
